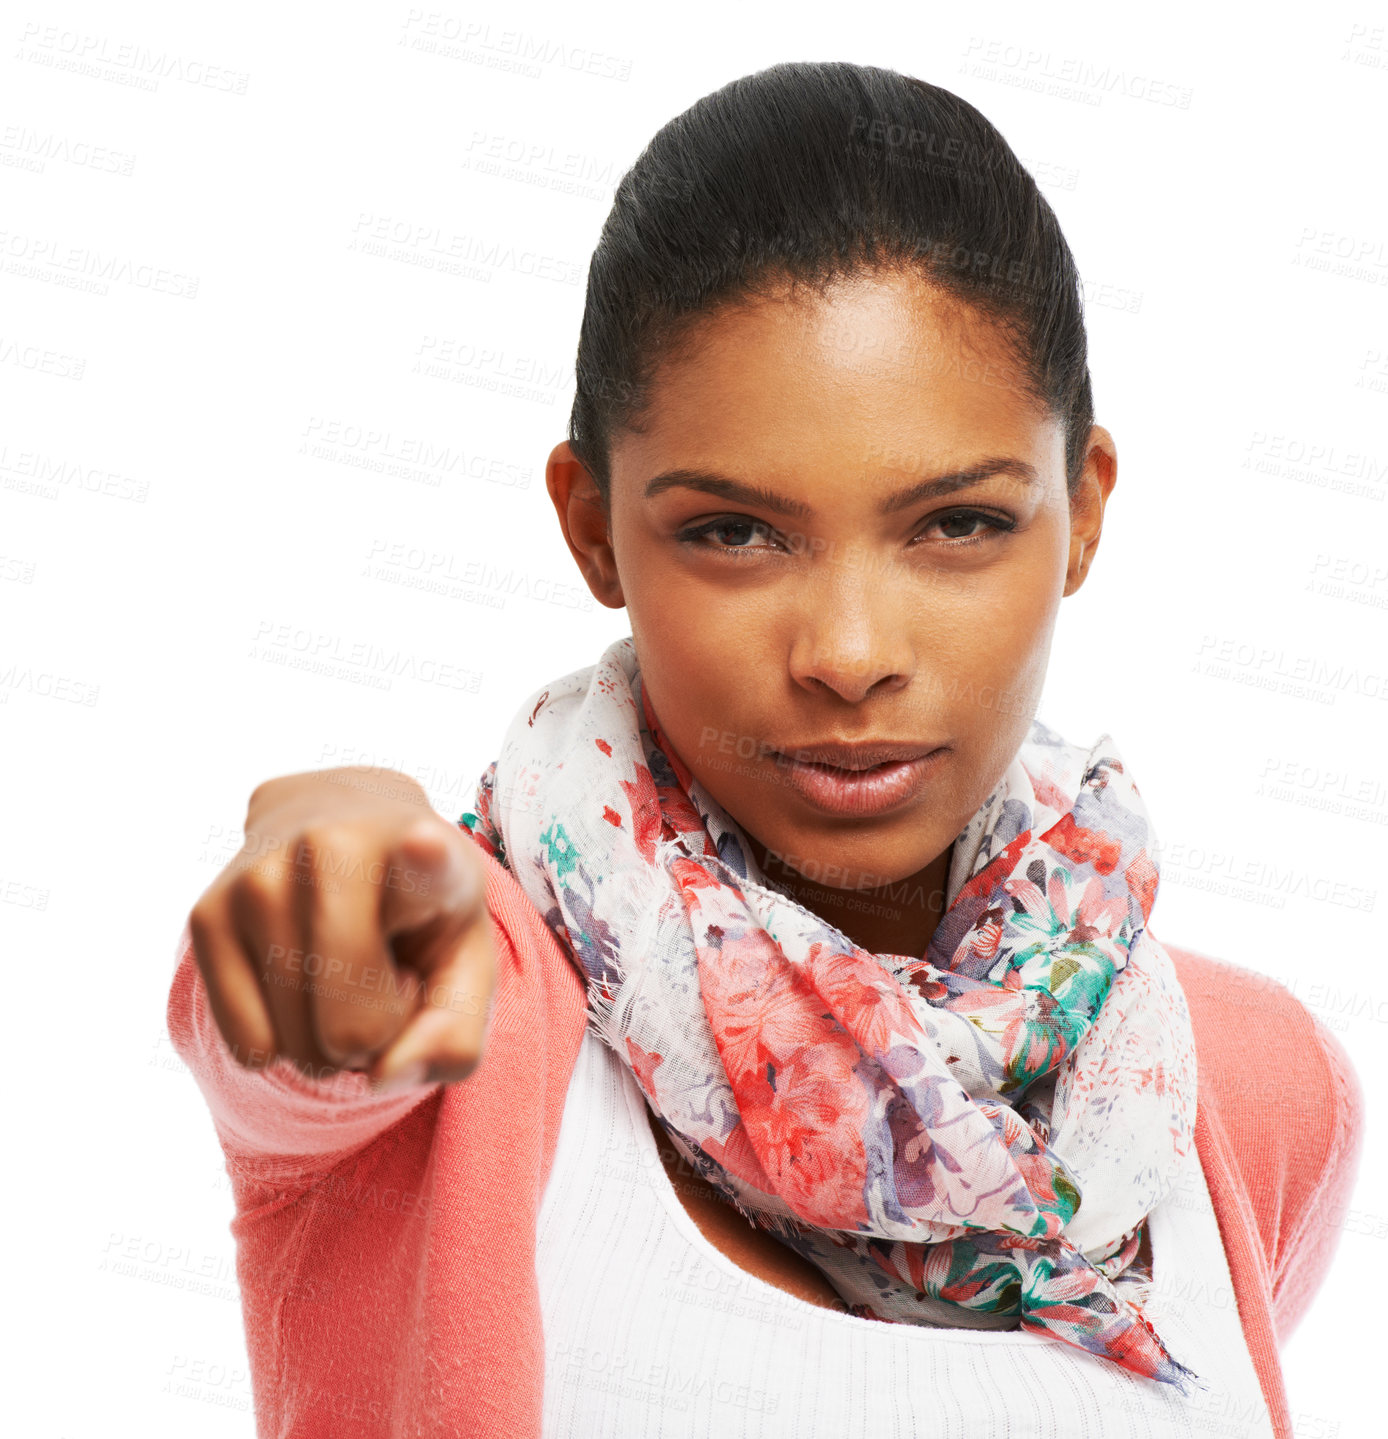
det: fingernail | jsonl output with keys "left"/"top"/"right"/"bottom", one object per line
{"left": 375, "top": 1059, "right": 430, "bottom": 1091}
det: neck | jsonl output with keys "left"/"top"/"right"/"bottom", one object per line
{"left": 743, "top": 837, "right": 954, "bottom": 961}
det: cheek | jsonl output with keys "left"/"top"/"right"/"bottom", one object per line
{"left": 921, "top": 532, "right": 1066, "bottom": 758}
{"left": 973, "top": 518, "right": 1068, "bottom": 657}
{"left": 631, "top": 618, "right": 752, "bottom": 760}
{"left": 634, "top": 607, "right": 733, "bottom": 686}
{"left": 925, "top": 549, "right": 1062, "bottom": 683}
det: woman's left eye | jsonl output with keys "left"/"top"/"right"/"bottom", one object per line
{"left": 920, "top": 510, "right": 1015, "bottom": 545}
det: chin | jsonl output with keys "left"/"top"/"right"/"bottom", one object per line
{"left": 750, "top": 817, "right": 947, "bottom": 894}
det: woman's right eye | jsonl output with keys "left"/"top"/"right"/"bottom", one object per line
{"left": 676, "top": 516, "right": 782, "bottom": 553}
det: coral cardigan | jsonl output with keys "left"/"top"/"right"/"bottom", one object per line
{"left": 165, "top": 837, "right": 1365, "bottom": 1439}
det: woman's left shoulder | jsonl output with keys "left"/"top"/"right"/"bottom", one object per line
{"left": 1156, "top": 933, "right": 1367, "bottom": 1337}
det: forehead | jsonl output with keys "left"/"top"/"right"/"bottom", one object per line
{"left": 611, "top": 268, "right": 1057, "bottom": 486}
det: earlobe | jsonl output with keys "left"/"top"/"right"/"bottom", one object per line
{"left": 545, "top": 441, "right": 626, "bottom": 610}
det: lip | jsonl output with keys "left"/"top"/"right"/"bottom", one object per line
{"left": 774, "top": 738, "right": 946, "bottom": 769}
{"left": 770, "top": 741, "right": 948, "bottom": 818}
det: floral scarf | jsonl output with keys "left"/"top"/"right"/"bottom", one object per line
{"left": 459, "top": 636, "right": 1203, "bottom": 1392}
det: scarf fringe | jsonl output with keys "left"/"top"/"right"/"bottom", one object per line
{"left": 577, "top": 832, "right": 688, "bottom": 1075}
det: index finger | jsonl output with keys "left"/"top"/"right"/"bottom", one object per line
{"left": 187, "top": 901, "right": 279, "bottom": 1069}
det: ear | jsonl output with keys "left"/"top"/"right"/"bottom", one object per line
{"left": 1063, "top": 425, "right": 1118, "bottom": 598}
{"left": 545, "top": 441, "right": 626, "bottom": 609}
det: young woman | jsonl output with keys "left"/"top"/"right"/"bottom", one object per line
{"left": 169, "top": 62, "right": 1364, "bottom": 1439}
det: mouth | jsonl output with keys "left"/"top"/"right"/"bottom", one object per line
{"left": 769, "top": 741, "right": 949, "bottom": 817}
{"left": 774, "top": 739, "right": 945, "bottom": 770}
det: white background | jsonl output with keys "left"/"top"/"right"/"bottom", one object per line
{"left": 4, "top": 1, "right": 1384, "bottom": 1433}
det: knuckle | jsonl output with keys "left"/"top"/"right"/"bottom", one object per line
{"left": 401, "top": 810, "right": 449, "bottom": 849}
{"left": 295, "top": 821, "right": 358, "bottom": 870}
{"left": 246, "top": 775, "right": 279, "bottom": 812}
{"left": 229, "top": 862, "right": 286, "bottom": 913}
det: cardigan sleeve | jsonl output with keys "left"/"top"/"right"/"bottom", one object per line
{"left": 165, "top": 838, "right": 590, "bottom": 1439}
{"left": 164, "top": 831, "right": 518, "bottom": 1190}
{"left": 1161, "top": 940, "right": 1367, "bottom": 1342}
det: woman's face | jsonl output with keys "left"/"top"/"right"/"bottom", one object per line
{"left": 548, "top": 265, "right": 1114, "bottom": 924}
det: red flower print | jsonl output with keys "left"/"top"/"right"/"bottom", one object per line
{"left": 742, "top": 1046, "right": 872, "bottom": 1226}
{"left": 1027, "top": 766, "right": 1072, "bottom": 816}
{"left": 701, "top": 1120, "right": 775, "bottom": 1191}
{"left": 1126, "top": 850, "right": 1158, "bottom": 922}
{"left": 901, "top": 962, "right": 948, "bottom": 1004}
{"left": 625, "top": 1038, "right": 664, "bottom": 1100}
{"left": 956, "top": 832, "right": 1032, "bottom": 907}
{"left": 656, "top": 784, "right": 706, "bottom": 842}
{"left": 1047, "top": 813, "right": 1122, "bottom": 875}
{"left": 698, "top": 926, "right": 831, "bottom": 1080}
{"left": 801, "top": 942, "right": 927, "bottom": 1056}
{"left": 618, "top": 761, "right": 661, "bottom": 862}
{"left": 964, "top": 912, "right": 1005, "bottom": 967}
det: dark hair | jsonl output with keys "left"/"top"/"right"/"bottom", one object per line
{"left": 568, "top": 60, "right": 1094, "bottom": 504}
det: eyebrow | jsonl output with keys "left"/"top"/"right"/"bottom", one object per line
{"left": 643, "top": 458, "right": 1039, "bottom": 518}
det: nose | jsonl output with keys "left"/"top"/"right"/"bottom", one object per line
{"left": 788, "top": 556, "right": 915, "bottom": 703}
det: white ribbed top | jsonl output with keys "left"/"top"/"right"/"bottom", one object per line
{"left": 536, "top": 1029, "right": 1275, "bottom": 1438}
